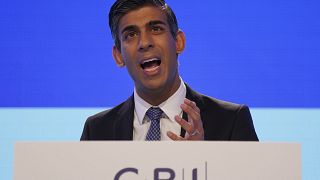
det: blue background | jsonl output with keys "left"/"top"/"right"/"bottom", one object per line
{"left": 1, "top": 0, "right": 319, "bottom": 107}
{"left": 0, "top": 0, "right": 319, "bottom": 179}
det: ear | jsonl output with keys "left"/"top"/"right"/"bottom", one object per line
{"left": 175, "top": 30, "right": 186, "bottom": 54}
{"left": 112, "top": 45, "right": 125, "bottom": 67}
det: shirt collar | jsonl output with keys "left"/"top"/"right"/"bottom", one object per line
{"left": 134, "top": 78, "right": 187, "bottom": 125}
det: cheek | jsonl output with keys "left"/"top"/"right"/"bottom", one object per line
{"left": 121, "top": 42, "right": 138, "bottom": 59}
{"left": 166, "top": 38, "right": 179, "bottom": 55}
{"left": 120, "top": 48, "right": 132, "bottom": 64}
{"left": 120, "top": 48, "right": 139, "bottom": 76}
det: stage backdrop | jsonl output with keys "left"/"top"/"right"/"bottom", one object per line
{"left": 0, "top": 0, "right": 319, "bottom": 180}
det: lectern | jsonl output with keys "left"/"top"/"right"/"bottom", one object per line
{"left": 14, "top": 142, "right": 300, "bottom": 180}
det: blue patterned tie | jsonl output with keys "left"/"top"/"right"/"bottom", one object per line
{"left": 145, "top": 107, "right": 163, "bottom": 141}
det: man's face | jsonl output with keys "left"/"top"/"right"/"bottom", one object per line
{"left": 113, "top": 5, "right": 185, "bottom": 101}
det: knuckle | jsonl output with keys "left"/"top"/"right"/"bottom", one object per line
{"left": 184, "top": 104, "right": 191, "bottom": 111}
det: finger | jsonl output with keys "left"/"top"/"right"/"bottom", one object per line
{"left": 174, "top": 115, "right": 193, "bottom": 133}
{"left": 184, "top": 98, "right": 200, "bottom": 113}
{"left": 167, "top": 131, "right": 185, "bottom": 141}
{"left": 187, "top": 132, "right": 204, "bottom": 141}
{"left": 180, "top": 103, "right": 200, "bottom": 122}
{"left": 182, "top": 99, "right": 200, "bottom": 117}
{"left": 182, "top": 99, "right": 204, "bottom": 135}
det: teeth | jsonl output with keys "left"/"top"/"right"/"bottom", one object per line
{"left": 140, "top": 58, "right": 161, "bottom": 70}
{"left": 142, "top": 58, "right": 159, "bottom": 64}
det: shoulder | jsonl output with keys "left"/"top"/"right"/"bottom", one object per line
{"left": 196, "top": 92, "right": 251, "bottom": 124}
{"left": 185, "top": 84, "right": 245, "bottom": 113}
{"left": 85, "top": 96, "right": 133, "bottom": 125}
{"left": 80, "top": 95, "right": 134, "bottom": 140}
{"left": 200, "top": 93, "right": 248, "bottom": 114}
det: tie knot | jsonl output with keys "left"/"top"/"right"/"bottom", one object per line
{"left": 146, "top": 107, "right": 163, "bottom": 122}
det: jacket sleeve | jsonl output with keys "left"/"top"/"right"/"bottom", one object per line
{"left": 80, "top": 119, "right": 90, "bottom": 141}
{"left": 230, "top": 105, "right": 259, "bottom": 141}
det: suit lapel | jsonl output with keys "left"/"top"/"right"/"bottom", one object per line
{"left": 114, "top": 95, "right": 135, "bottom": 140}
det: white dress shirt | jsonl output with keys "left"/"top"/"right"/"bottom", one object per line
{"left": 133, "top": 79, "right": 186, "bottom": 141}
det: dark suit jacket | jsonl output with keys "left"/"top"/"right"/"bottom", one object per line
{"left": 81, "top": 85, "right": 258, "bottom": 141}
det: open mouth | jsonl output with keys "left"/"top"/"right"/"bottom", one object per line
{"left": 140, "top": 58, "right": 161, "bottom": 70}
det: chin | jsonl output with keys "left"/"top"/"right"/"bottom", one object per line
{"left": 145, "top": 82, "right": 165, "bottom": 91}
{"left": 139, "top": 80, "right": 166, "bottom": 92}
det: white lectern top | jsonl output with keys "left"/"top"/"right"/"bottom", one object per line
{"left": 14, "top": 142, "right": 300, "bottom": 180}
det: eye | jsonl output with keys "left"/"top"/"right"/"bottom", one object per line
{"left": 124, "top": 31, "right": 138, "bottom": 40}
{"left": 151, "top": 26, "right": 164, "bottom": 33}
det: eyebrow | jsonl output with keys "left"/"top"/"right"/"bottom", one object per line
{"left": 148, "top": 20, "right": 166, "bottom": 26}
{"left": 120, "top": 20, "right": 167, "bottom": 35}
{"left": 121, "top": 25, "right": 138, "bottom": 35}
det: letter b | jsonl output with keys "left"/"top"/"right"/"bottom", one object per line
{"left": 154, "top": 168, "right": 175, "bottom": 180}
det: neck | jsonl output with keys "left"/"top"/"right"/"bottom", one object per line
{"left": 136, "top": 76, "right": 181, "bottom": 106}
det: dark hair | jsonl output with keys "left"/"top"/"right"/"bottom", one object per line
{"left": 109, "top": 0, "right": 179, "bottom": 50}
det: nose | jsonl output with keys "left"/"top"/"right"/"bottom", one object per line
{"left": 138, "top": 32, "right": 153, "bottom": 51}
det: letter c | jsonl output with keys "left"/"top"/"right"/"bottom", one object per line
{"left": 114, "top": 168, "right": 138, "bottom": 180}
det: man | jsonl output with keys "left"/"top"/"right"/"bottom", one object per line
{"left": 81, "top": 0, "right": 258, "bottom": 141}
